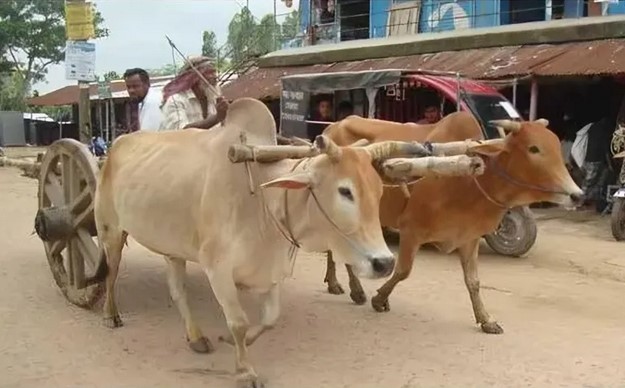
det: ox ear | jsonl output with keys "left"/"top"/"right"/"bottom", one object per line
{"left": 468, "top": 142, "right": 506, "bottom": 157}
{"left": 260, "top": 171, "right": 312, "bottom": 190}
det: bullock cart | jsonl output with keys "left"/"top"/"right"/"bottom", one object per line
{"left": 0, "top": 132, "right": 488, "bottom": 309}
{"left": 278, "top": 69, "right": 537, "bottom": 258}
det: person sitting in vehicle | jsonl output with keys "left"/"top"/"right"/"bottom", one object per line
{"left": 160, "top": 55, "right": 228, "bottom": 131}
{"left": 307, "top": 97, "right": 333, "bottom": 140}
{"left": 417, "top": 104, "right": 442, "bottom": 124}
{"left": 336, "top": 100, "right": 354, "bottom": 121}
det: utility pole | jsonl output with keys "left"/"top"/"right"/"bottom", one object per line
{"left": 64, "top": 0, "right": 95, "bottom": 144}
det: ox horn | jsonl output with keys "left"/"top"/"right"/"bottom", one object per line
{"left": 364, "top": 141, "right": 431, "bottom": 161}
{"left": 349, "top": 138, "right": 370, "bottom": 147}
{"left": 315, "top": 135, "right": 342, "bottom": 162}
{"left": 490, "top": 119, "right": 522, "bottom": 134}
{"left": 535, "top": 118, "right": 549, "bottom": 127}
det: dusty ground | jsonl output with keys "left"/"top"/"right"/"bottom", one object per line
{"left": 1, "top": 165, "right": 625, "bottom": 388}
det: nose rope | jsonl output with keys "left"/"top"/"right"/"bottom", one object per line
{"left": 473, "top": 156, "right": 573, "bottom": 208}
{"left": 487, "top": 157, "right": 571, "bottom": 195}
{"left": 260, "top": 156, "right": 375, "bottom": 277}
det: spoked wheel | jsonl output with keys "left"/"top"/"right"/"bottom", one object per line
{"left": 35, "top": 139, "right": 104, "bottom": 308}
{"left": 611, "top": 198, "right": 625, "bottom": 241}
{"left": 484, "top": 206, "right": 538, "bottom": 258}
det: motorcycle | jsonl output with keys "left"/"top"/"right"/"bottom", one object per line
{"left": 610, "top": 126, "right": 625, "bottom": 241}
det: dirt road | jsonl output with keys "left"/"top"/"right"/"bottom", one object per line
{"left": 1, "top": 166, "right": 625, "bottom": 388}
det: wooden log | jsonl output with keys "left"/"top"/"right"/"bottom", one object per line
{"left": 228, "top": 143, "right": 319, "bottom": 163}
{"left": 426, "top": 139, "right": 504, "bottom": 156}
{"left": 381, "top": 155, "right": 485, "bottom": 179}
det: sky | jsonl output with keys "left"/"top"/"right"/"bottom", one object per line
{"left": 33, "top": 0, "right": 300, "bottom": 94}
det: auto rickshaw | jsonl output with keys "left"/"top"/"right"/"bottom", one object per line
{"left": 278, "top": 68, "right": 536, "bottom": 257}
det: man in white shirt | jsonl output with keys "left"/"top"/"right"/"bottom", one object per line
{"left": 123, "top": 68, "right": 164, "bottom": 132}
{"left": 160, "top": 56, "right": 228, "bottom": 131}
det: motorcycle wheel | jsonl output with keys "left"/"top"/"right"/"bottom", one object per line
{"left": 611, "top": 198, "right": 625, "bottom": 241}
{"left": 484, "top": 206, "right": 537, "bottom": 258}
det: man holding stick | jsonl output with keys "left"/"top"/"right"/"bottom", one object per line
{"left": 160, "top": 56, "right": 229, "bottom": 130}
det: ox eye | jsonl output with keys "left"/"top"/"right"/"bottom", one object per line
{"left": 529, "top": 145, "right": 540, "bottom": 154}
{"left": 338, "top": 186, "right": 354, "bottom": 201}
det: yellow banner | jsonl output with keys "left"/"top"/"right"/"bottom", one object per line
{"left": 65, "top": 1, "right": 95, "bottom": 40}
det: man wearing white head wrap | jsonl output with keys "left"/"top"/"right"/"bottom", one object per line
{"left": 160, "top": 55, "right": 229, "bottom": 130}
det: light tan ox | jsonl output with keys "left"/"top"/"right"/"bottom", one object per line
{"left": 321, "top": 111, "right": 584, "bottom": 334}
{"left": 86, "top": 97, "right": 424, "bottom": 388}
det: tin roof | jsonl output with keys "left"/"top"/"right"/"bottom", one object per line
{"left": 27, "top": 75, "right": 176, "bottom": 107}
{"left": 223, "top": 38, "right": 625, "bottom": 101}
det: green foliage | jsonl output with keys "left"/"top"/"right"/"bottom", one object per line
{"left": 103, "top": 70, "right": 120, "bottom": 81}
{"left": 202, "top": 30, "right": 218, "bottom": 60}
{"left": 147, "top": 63, "right": 177, "bottom": 77}
{"left": 256, "top": 14, "right": 280, "bottom": 55}
{"left": 0, "top": 0, "right": 108, "bottom": 110}
{"left": 0, "top": 72, "right": 27, "bottom": 111}
{"left": 226, "top": 7, "right": 258, "bottom": 65}
{"left": 224, "top": 7, "right": 300, "bottom": 68}
{"left": 281, "top": 10, "right": 299, "bottom": 42}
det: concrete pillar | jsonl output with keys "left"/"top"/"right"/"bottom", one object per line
{"left": 529, "top": 78, "right": 539, "bottom": 121}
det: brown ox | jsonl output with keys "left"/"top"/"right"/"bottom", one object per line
{"left": 322, "top": 111, "right": 583, "bottom": 334}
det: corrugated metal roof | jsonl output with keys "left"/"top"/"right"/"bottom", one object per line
{"left": 27, "top": 75, "right": 175, "bottom": 106}
{"left": 223, "top": 39, "right": 625, "bottom": 101}
{"left": 532, "top": 39, "right": 625, "bottom": 76}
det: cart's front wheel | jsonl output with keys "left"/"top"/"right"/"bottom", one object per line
{"left": 36, "top": 139, "right": 104, "bottom": 308}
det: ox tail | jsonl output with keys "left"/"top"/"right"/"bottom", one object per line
{"left": 85, "top": 248, "right": 109, "bottom": 286}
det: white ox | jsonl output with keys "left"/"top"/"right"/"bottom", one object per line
{"left": 87, "top": 98, "right": 421, "bottom": 387}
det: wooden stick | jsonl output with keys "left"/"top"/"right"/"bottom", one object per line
{"left": 381, "top": 155, "right": 485, "bottom": 179}
{"left": 426, "top": 139, "right": 503, "bottom": 156}
{"left": 228, "top": 144, "right": 319, "bottom": 163}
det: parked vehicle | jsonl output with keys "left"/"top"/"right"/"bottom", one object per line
{"left": 278, "top": 69, "right": 537, "bottom": 257}
{"left": 610, "top": 126, "right": 625, "bottom": 241}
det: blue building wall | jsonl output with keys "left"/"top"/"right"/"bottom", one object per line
{"left": 370, "top": 0, "right": 392, "bottom": 39}
{"left": 293, "top": 0, "right": 625, "bottom": 47}
{"left": 608, "top": 0, "right": 625, "bottom": 14}
{"left": 417, "top": 0, "right": 499, "bottom": 33}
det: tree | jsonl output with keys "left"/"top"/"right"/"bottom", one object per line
{"left": 201, "top": 30, "right": 218, "bottom": 60}
{"left": 281, "top": 10, "right": 300, "bottom": 43}
{"left": 226, "top": 7, "right": 258, "bottom": 65}
{"left": 103, "top": 71, "right": 120, "bottom": 81}
{"left": 0, "top": 0, "right": 108, "bottom": 100}
{"left": 0, "top": 72, "right": 27, "bottom": 111}
{"left": 147, "top": 64, "right": 177, "bottom": 77}
{"left": 256, "top": 14, "right": 280, "bottom": 55}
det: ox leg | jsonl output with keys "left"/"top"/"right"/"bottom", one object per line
{"left": 323, "top": 251, "right": 345, "bottom": 295}
{"left": 345, "top": 264, "right": 367, "bottom": 305}
{"left": 101, "top": 230, "right": 127, "bottom": 329}
{"left": 457, "top": 239, "right": 503, "bottom": 335}
{"left": 371, "top": 234, "right": 419, "bottom": 313}
{"left": 203, "top": 261, "right": 262, "bottom": 388}
{"left": 220, "top": 284, "right": 281, "bottom": 347}
{"left": 164, "top": 256, "right": 214, "bottom": 354}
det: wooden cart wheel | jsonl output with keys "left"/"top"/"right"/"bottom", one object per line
{"left": 35, "top": 139, "right": 104, "bottom": 309}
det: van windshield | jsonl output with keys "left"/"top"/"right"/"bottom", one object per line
{"left": 466, "top": 94, "right": 521, "bottom": 139}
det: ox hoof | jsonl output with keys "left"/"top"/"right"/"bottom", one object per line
{"left": 188, "top": 336, "right": 214, "bottom": 354}
{"left": 236, "top": 373, "right": 265, "bottom": 388}
{"left": 327, "top": 282, "right": 345, "bottom": 295}
{"left": 350, "top": 291, "right": 367, "bottom": 305}
{"left": 481, "top": 321, "right": 504, "bottom": 334}
{"left": 371, "top": 295, "right": 390, "bottom": 313}
{"left": 103, "top": 315, "right": 123, "bottom": 329}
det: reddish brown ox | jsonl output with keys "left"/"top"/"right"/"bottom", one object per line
{"left": 322, "top": 112, "right": 583, "bottom": 334}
